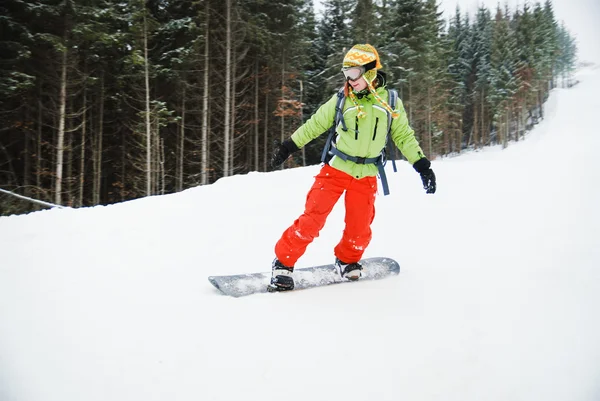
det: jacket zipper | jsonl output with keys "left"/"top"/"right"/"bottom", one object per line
{"left": 355, "top": 117, "right": 359, "bottom": 140}
{"left": 372, "top": 117, "right": 379, "bottom": 140}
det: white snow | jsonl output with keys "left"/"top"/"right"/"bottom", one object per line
{"left": 1, "top": 67, "right": 600, "bottom": 401}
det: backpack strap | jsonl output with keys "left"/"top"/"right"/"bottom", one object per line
{"left": 320, "top": 88, "right": 346, "bottom": 163}
{"left": 373, "top": 88, "right": 398, "bottom": 195}
{"left": 335, "top": 89, "right": 348, "bottom": 132}
{"left": 327, "top": 148, "right": 380, "bottom": 165}
{"left": 328, "top": 146, "right": 392, "bottom": 195}
{"left": 386, "top": 89, "right": 398, "bottom": 173}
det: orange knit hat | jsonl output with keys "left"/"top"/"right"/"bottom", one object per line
{"left": 343, "top": 44, "right": 383, "bottom": 70}
{"left": 342, "top": 44, "right": 398, "bottom": 119}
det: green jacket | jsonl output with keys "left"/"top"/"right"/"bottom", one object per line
{"left": 291, "top": 86, "right": 425, "bottom": 179}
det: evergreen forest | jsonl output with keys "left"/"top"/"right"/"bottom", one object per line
{"left": 0, "top": 0, "right": 578, "bottom": 214}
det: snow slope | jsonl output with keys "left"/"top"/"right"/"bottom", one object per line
{"left": 1, "top": 68, "right": 599, "bottom": 401}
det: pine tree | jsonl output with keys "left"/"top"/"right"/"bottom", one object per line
{"left": 542, "top": 0, "right": 559, "bottom": 89}
{"left": 556, "top": 23, "right": 578, "bottom": 87}
{"left": 0, "top": 0, "right": 35, "bottom": 108}
{"left": 294, "top": 0, "right": 321, "bottom": 166}
{"left": 514, "top": 3, "right": 538, "bottom": 130}
{"left": 147, "top": 0, "right": 201, "bottom": 191}
{"left": 489, "top": 6, "right": 518, "bottom": 147}
{"left": 315, "top": 0, "right": 353, "bottom": 96}
{"left": 471, "top": 5, "right": 492, "bottom": 148}
{"left": 445, "top": 7, "right": 470, "bottom": 153}
{"left": 532, "top": 2, "right": 555, "bottom": 116}
{"left": 0, "top": 0, "right": 36, "bottom": 208}
{"left": 418, "top": 0, "right": 447, "bottom": 156}
{"left": 351, "top": 0, "right": 377, "bottom": 44}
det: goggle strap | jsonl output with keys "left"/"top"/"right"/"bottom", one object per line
{"left": 362, "top": 60, "right": 377, "bottom": 72}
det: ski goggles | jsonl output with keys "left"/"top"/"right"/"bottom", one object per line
{"left": 341, "top": 66, "right": 365, "bottom": 82}
{"left": 341, "top": 60, "right": 378, "bottom": 82}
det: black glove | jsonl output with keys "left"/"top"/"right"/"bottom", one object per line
{"left": 413, "top": 157, "right": 436, "bottom": 194}
{"left": 270, "top": 139, "right": 300, "bottom": 169}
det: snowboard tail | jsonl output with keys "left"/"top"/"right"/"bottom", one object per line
{"left": 208, "top": 257, "right": 400, "bottom": 297}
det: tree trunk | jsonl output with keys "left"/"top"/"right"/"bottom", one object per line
{"left": 143, "top": 8, "right": 152, "bottom": 196}
{"left": 36, "top": 96, "right": 42, "bottom": 202}
{"left": 461, "top": 118, "right": 464, "bottom": 152}
{"left": 280, "top": 51, "right": 285, "bottom": 145}
{"left": 408, "top": 78, "right": 413, "bottom": 126}
{"left": 230, "top": 50, "right": 237, "bottom": 174}
{"left": 521, "top": 100, "right": 525, "bottom": 138}
{"left": 55, "top": 45, "right": 68, "bottom": 205}
{"left": 279, "top": 51, "right": 285, "bottom": 170}
{"left": 160, "top": 137, "right": 165, "bottom": 195}
{"left": 515, "top": 108, "right": 519, "bottom": 142}
{"left": 254, "top": 60, "right": 259, "bottom": 171}
{"left": 472, "top": 106, "right": 478, "bottom": 149}
{"left": 23, "top": 110, "right": 30, "bottom": 198}
{"left": 263, "top": 91, "right": 268, "bottom": 172}
{"left": 156, "top": 119, "right": 161, "bottom": 194}
{"left": 480, "top": 89, "right": 485, "bottom": 146}
{"left": 223, "top": 0, "right": 232, "bottom": 177}
{"left": 79, "top": 87, "right": 87, "bottom": 207}
{"left": 201, "top": 2, "right": 210, "bottom": 185}
{"left": 538, "top": 84, "right": 544, "bottom": 120}
{"left": 299, "top": 79, "right": 305, "bottom": 166}
{"left": 177, "top": 86, "right": 186, "bottom": 192}
{"left": 67, "top": 104, "right": 73, "bottom": 205}
{"left": 121, "top": 130, "right": 126, "bottom": 201}
{"left": 94, "top": 75, "right": 104, "bottom": 205}
{"left": 427, "top": 86, "right": 432, "bottom": 157}
{"left": 504, "top": 106, "right": 510, "bottom": 148}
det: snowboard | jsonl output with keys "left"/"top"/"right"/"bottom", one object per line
{"left": 208, "top": 257, "right": 400, "bottom": 297}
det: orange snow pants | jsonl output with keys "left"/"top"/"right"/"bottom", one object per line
{"left": 275, "top": 164, "right": 377, "bottom": 267}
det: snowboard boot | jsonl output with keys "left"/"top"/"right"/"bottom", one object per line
{"left": 335, "top": 258, "right": 363, "bottom": 281}
{"left": 268, "top": 258, "right": 295, "bottom": 292}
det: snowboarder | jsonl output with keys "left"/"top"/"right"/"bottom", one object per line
{"left": 269, "top": 44, "right": 436, "bottom": 291}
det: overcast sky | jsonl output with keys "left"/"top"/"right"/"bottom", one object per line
{"left": 313, "top": 0, "right": 600, "bottom": 63}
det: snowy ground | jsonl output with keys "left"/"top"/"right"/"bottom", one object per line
{"left": 1, "top": 67, "right": 600, "bottom": 401}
